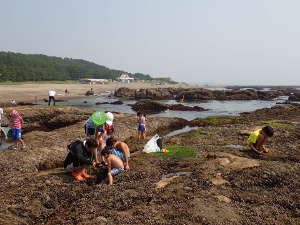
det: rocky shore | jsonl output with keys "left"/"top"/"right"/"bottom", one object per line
{"left": 130, "top": 100, "right": 206, "bottom": 114}
{"left": 0, "top": 104, "right": 299, "bottom": 225}
{"left": 114, "top": 87, "right": 294, "bottom": 101}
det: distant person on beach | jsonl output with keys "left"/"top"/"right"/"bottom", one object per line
{"left": 137, "top": 112, "right": 146, "bottom": 140}
{"left": 65, "top": 89, "right": 68, "bottom": 96}
{"left": 10, "top": 109, "right": 26, "bottom": 150}
{"left": 247, "top": 126, "right": 274, "bottom": 154}
{"left": 48, "top": 90, "right": 56, "bottom": 106}
{"left": 0, "top": 107, "right": 3, "bottom": 127}
{"left": 101, "top": 147, "right": 124, "bottom": 185}
{"left": 10, "top": 99, "right": 16, "bottom": 105}
{"left": 179, "top": 95, "right": 185, "bottom": 103}
{"left": 106, "top": 137, "right": 130, "bottom": 170}
{"left": 0, "top": 108, "right": 3, "bottom": 145}
{"left": 63, "top": 138, "right": 99, "bottom": 181}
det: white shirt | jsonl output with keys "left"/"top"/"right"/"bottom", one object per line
{"left": 0, "top": 108, "right": 3, "bottom": 120}
{"left": 48, "top": 91, "right": 56, "bottom": 97}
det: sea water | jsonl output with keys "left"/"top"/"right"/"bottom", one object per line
{"left": 38, "top": 95, "right": 294, "bottom": 121}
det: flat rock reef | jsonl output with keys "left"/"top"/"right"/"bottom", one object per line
{"left": 0, "top": 104, "right": 299, "bottom": 225}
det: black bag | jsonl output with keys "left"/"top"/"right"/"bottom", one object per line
{"left": 156, "top": 137, "right": 163, "bottom": 149}
{"left": 67, "top": 140, "right": 82, "bottom": 152}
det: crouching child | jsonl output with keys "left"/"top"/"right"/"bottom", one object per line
{"left": 247, "top": 126, "right": 274, "bottom": 154}
{"left": 101, "top": 147, "right": 124, "bottom": 185}
{"left": 64, "top": 138, "right": 99, "bottom": 181}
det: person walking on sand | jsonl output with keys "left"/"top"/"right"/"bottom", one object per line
{"left": 0, "top": 108, "right": 3, "bottom": 145}
{"left": 0, "top": 107, "right": 3, "bottom": 128}
{"left": 10, "top": 110, "right": 26, "bottom": 150}
{"left": 48, "top": 90, "right": 56, "bottom": 106}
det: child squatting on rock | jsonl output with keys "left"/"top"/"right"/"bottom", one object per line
{"left": 63, "top": 138, "right": 99, "bottom": 181}
{"left": 101, "top": 147, "right": 124, "bottom": 185}
{"left": 247, "top": 126, "right": 274, "bottom": 154}
{"left": 106, "top": 137, "right": 130, "bottom": 170}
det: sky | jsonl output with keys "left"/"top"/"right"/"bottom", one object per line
{"left": 1, "top": 0, "right": 300, "bottom": 85}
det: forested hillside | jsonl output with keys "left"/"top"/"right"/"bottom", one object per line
{"left": 0, "top": 51, "right": 152, "bottom": 81}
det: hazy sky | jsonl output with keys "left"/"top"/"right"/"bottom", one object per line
{"left": 1, "top": 0, "right": 300, "bottom": 85}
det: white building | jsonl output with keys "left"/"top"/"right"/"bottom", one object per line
{"left": 79, "top": 78, "right": 109, "bottom": 85}
{"left": 118, "top": 74, "right": 134, "bottom": 83}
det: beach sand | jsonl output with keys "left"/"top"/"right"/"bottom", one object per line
{"left": 0, "top": 82, "right": 200, "bottom": 104}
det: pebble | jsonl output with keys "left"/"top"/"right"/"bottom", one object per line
{"left": 184, "top": 186, "right": 193, "bottom": 191}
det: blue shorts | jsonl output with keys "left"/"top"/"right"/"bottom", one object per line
{"left": 12, "top": 128, "right": 22, "bottom": 140}
{"left": 111, "top": 168, "right": 124, "bottom": 176}
{"left": 111, "top": 148, "right": 125, "bottom": 161}
{"left": 138, "top": 124, "right": 145, "bottom": 132}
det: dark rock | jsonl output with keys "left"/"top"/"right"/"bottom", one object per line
{"left": 116, "top": 87, "right": 283, "bottom": 101}
{"left": 17, "top": 102, "right": 37, "bottom": 106}
{"left": 95, "top": 101, "right": 123, "bottom": 105}
{"left": 130, "top": 100, "right": 206, "bottom": 114}
{"left": 85, "top": 90, "right": 94, "bottom": 96}
{"left": 169, "top": 104, "right": 206, "bottom": 111}
{"left": 289, "top": 93, "right": 300, "bottom": 101}
{"left": 130, "top": 100, "right": 169, "bottom": 114}
{"left": 43, "top": 98, "right": 66, "bottom": 102}
{"left": 115, "top": 87, "right": 136, "bottom": 98}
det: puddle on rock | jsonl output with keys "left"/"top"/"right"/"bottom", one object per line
{"left": 162, "top": 171, "right": 192, "bottom": 179}
{"left": 0, "top": 142, "right": 14, "bottom": 152}
{"left": 164, "top": 126, "right": 199, "bottom": 137}
{"left": 224, "top": 144, "right": 244, "bottom": 149}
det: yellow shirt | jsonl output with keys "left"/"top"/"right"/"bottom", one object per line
{"left": 247, "top": 129, "right": 262, "bottom": 145}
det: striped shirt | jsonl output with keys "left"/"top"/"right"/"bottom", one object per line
{"left": 12, "top": 115, "right": 23, "bottom": 129}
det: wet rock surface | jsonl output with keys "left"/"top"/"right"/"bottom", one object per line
{"left": 95, "top": 100, "right": 123, "bottom": 105}
{"left": 289, "top": 93, "right": 300, "bottom": 101}
{"left": 115, "top": 87, "right": 285, "bottom": 101}
{"left": 0, "top": 104, "right": 300, "bottom": 224}
{"left": 130, "top": 100, "right": 206, "bottom": 114}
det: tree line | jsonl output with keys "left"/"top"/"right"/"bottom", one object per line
{"left": 0, "top": 51, "right": 153, "bottom": 82}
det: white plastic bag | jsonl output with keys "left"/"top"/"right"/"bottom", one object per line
{"left": 143, "top": 134, "right": 161, "bottom": 153}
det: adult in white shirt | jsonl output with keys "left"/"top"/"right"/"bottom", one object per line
{"left": 0, "top": 107, "right": 3, "bottom": 144}
{"left": 48, "top": 90, "right": 56, "bottom": 106}
{"left": 0, "top": 108, "right": 3, "bottom": 127}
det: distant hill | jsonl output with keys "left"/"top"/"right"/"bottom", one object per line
{"left": 0, "top": 51, "right": 152, "bottom": 82}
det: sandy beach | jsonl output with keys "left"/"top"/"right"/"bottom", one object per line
{"left": 0, "top": 82, "right": 201, "bottom": 104}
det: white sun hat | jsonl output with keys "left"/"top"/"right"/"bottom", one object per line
{"left": 106, "top": 112, "right": 114, "bottom": 125}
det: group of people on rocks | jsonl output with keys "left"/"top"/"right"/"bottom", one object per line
{"left": 63, "top": 111, "right": 134, "bottom": 185}
{"left": 0, "top": 97, "right": 275, "bottom": 185}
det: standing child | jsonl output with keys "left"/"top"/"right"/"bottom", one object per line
{"left": 10, "top": 110, "right": 26, "bottom": 150}
{"left": 247, "top": 126, "right": 274, "bottom": 154}
{"left": 137, "top": 112, "right": 146, "bottom": 141}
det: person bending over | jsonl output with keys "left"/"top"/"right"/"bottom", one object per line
{"left": 247, "top": 126, "right": 274, "bottom": 154}
{"left": 106, "top": 137, "right": 130, "bottom": 170}
{"left": 101, "top": 147, "right": 124, "bottom": 185}
{"left": 64, "top": 138, "right": 99, "bottom": 181}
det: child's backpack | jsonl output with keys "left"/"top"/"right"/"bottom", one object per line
{"left": 67, "top": 140, "right": 83, "bottom": 152}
